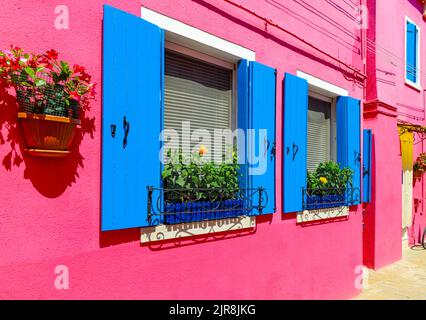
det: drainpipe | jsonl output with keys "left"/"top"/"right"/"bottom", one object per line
{"left": 223, "top": 0, "right": 367, "bottom": 80}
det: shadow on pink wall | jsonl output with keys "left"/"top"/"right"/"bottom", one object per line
{"left": 407, "top": 0, "right": 424, "bottom": 13}
{"left": 0, "top": 83, "right": 96, "bottom": 198}
{"left": 363, "top": 132, "right": 376, "bottom": 268}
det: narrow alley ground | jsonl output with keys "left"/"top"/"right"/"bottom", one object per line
{"left": 355, "top": 241, "right": 426, "bottom": 300}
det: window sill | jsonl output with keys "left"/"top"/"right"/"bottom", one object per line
{"left": 405, "top": 79, "right": 422, "bottom": 92}
{"left": 140, "top": 216, "right": 256, "bottom": 243}
{"left": 297, "top": 206, "right": 349, "bottom": 224}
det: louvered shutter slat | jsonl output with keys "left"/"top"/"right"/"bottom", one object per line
{"left": 164, "top": 50, "right": 232, "bottom": 155}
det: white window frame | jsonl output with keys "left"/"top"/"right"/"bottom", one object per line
{"left": 165, "top": 41, "right": 235, "bottom": 70}
{"left": 296, "top": 70, "right": 348, "bottom": 97}
{"left": 405, "top": 16, "right": 421, "bottom": 90}
{"left": 141, "top": 7, "right": 255, "bottom": 62}
{"left": 307, "top": 91, "right": 337, "bottom": 165}
{"left": 139, "top": 7, "right": 257, "bottom": 238}
{"left": 297, "top": 70, "right": 348, "bottom": 167}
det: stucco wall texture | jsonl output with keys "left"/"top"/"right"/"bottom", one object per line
{"left": 0, "top": 0, "right": 368, "bottom": 299}
{"left": 364, "top": 0, "right": 426, "bottom": 269}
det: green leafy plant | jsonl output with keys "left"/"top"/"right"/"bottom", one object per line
{"left": 307, "top": 161, "right": 353, "bottom": 196}
{"left": 414, "top": 153, "right": 426, "bottom": 174}
{"left": 414, "top": 161, "right": 424, "bottom": 173}
{"left": 162, "top": 146, "right": 240, "bottom": 202}
{"left": 0, "top": 46, "right": 95, "bottom": 118}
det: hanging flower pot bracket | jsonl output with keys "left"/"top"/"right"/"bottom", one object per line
{"left": 0, "top": 46, "right": 95, "bottom": 157}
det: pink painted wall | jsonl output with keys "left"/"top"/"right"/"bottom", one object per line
{"left": 365, "top": 0, "right": 426, "bottom": 265}
{"left": 373, "top": 0, "right": 426, "bottom": 124}
{"left": 363, "top": 111, "right": 402, "bottom": 269}
{"left": 0, "top": 0, "right": 365, "bottom": 299}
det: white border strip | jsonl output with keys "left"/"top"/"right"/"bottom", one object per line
{"left": 141, "top": 7, "right": 255, "bottom": 61}
{"left": 165, "top": 41, "right": 235, "bottom": 70}
{"left": 297, "top": 70, "right": 348, "bottom": 97}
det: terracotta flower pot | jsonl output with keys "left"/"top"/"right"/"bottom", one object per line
{"left": 17, "top": 112, "right": 81, "bottom": 157}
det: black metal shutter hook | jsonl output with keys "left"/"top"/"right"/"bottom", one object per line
{"left": 123, "top": 116, "right": 130, "bottom": 149}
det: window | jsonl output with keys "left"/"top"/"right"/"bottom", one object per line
{"left": 102, "top": 5, "right": 276, "bottom": 232}
{"left": 164, "top": 48, "right": 234, "bottom": 160}
{"left": 306, "top": 94, "right": 336, "bottom": 172}
{"left": 405, "top": 17, "right": 420, "bottom": 89}
{"left": 284, "top": 71, "right": 361, "bottom": 214}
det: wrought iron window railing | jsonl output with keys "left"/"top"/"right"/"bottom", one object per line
{"left": 146, "top": 187, "right": 268, "bottom": 225}
{"left": 302, "top": 187, "right": 361, "bottom": 210}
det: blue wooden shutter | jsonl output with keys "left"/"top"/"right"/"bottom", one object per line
{"left": 283, "top": 73, "right": 308, "bottom": 213}
{"left": 363, "top": 129, "right": 373, "bottom": 203}
{"left": 336, "top": 96, "right": 361, "bottom": 205}
{"left": 249, "top": 61, "right": 276, "bottom": 214}
{"left": 102, "top": 5, "right": 163, "bottom": 231}
{"left": 237, "top": 60, "right": 249, "bottom": 191}
{"left": 406, "top": 21, "right": 417, "bottom": 83}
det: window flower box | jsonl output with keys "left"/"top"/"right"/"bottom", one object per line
{"left": 304, "top": 161, "right": 356, "bottom": 210}
{"left": 304, "top": 193, "right": 346, "bottom": 210}
{"left": 303, "top": 188, "right": 360, "bottom": 210}
{"left": 146, "top": 186, "right": 267, "bottom": 225}
{"left": 159, "top": 147, "right": 248, "bottom": 224}
{"left": 163, "top": 199, "right": 245, "bottom": 224}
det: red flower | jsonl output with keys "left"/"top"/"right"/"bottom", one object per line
{"left": 88, "top": 83, "right": 96, "bottom": 98}
{"left": 38, "top": 55, "right": 52, "bottom": 69}
{"left": 80, "top": 72, "right": 91, "bottom": 82}
{"left": 45, "top": 49, "right": 58, "bottom": 60}
{"left": 10, "top": 60, "right": 20, "bottom": 71}
{"left": 11, "top": 45, "right": 21, "bottom": 51}
{"left": 69, "top": 90, "right": 81, "bottom": 102}
{"left": 28, "top": 58, "right": 39, "bottom": 68}
{"left": 0, "top": 56, "right": 7, "bottom": 67}
{"left": 73, "top": 64, "right": 86, "bottom": 74}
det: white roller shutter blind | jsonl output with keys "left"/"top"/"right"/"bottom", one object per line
{"left": 164, "top": 50, "right": 233, "bottom": 159}
{"left": 307, "top": 96, "right": 331, "bottom": 172}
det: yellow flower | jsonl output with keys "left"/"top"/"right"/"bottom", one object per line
{"left": 319, "top": 177, "right": 328, "bottom": 184}
{"left": 198, "top": 145, "right": 208, "bottom": 156}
